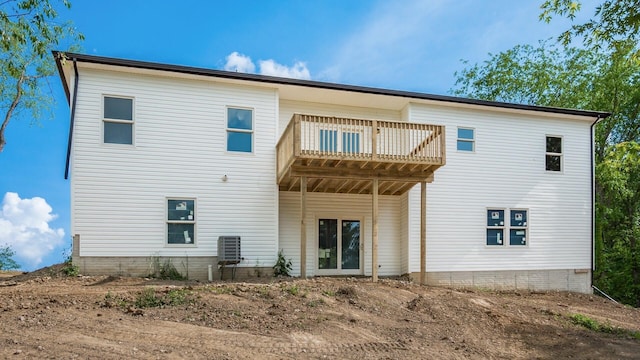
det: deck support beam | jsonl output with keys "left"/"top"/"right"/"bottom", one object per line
{"left": 420, "top": 181, "right": 427, "bottom": 285}
{"left": 372, "top": 178, "right": 379, "bottom": 282}
{"left": 300, "top": 176, "right": 307, "bottom": 278}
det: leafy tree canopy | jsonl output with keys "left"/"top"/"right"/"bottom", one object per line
{"left": 0, "top": 245, "right": 20, "bottom": 270}
{"left": 540, "top": 0, "right": 640, "bottom": 49}
{"left": 0, "top": 0, "right": 82, "bottom": 152}
{"left": 452, "top": 40, "right": 640, "bottom": 159}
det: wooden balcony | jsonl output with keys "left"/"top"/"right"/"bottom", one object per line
{"left": 276, "top": 114, "right": 446, "bottom": 195}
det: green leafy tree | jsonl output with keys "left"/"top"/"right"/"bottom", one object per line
{"left": 540, "top": 0, "right": 640, "bottom": 49}
{"left": 452, "top": 40, "right": 640, "bottom": 159}
{"left": 0, "top": 245, "right": 20, "bottom": 270}
{"left": 0, "top": 0, "right": 82, "bottom": 152}
{"left": 596, "top": 142, "right": 640, "bottom": 306}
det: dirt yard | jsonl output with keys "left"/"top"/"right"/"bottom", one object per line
{"left": 1, "top": 266, "right": 639, "bottom": 359}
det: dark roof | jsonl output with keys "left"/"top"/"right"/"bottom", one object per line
{"left": 53, "top": 51, "right": 611, "bottom": 119}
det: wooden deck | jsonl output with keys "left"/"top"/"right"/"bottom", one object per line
{"left": 276, "top": 114, "right": 446, "bottom": 195}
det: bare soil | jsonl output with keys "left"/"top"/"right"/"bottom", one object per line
{"left": 1, "top": 266, "right": 639, "bottom": 359}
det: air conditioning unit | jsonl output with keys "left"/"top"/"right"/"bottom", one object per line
{"left": 218, "top": 236, "right": 241, "bottom": 263}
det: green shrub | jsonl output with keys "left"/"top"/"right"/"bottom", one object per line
{"left": 149, "top": 256, "right": 186, "bottom": 280}
{"left": 0, "top": 245, "right": 20, "bottom": 271}
{"left": 273, "top": 249, "right": 292, "bottom": 277}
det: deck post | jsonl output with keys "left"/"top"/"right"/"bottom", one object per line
{"left": 300, "top": 176, "right": 307, "bottom": 278}
{"left": 372, "top": 178, "right": 379, "bottom": 282}
{"left": 420, "top": 181, "right": 427, "bottom": 285}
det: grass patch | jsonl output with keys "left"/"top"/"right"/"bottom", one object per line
{"left": 307, "top": 298, "right": 325, "bottom": 307}
{"left": 285, "top": 284, "right": 300, "bottom": 296}
{"left": 134, "top": 287, "right": 192, "bottom": 308}
{"left": 569, "top": 313, "right": 640, "bottom": 339}
{"left": 322, "top": 290, "right": 336, "bottom": 297}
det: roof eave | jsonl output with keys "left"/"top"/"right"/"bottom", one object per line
{"left": 52, "top": 51, "right": 612, "bottom": 119}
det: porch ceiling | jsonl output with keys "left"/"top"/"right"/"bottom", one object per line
{"left": 278, "top": 158, "right": 436, "bottom": 195}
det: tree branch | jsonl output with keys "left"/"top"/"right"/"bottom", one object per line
{"left": 0, "top": 72, "right": 24, "bottom": 152}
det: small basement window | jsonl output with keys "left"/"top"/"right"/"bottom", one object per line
{"left": 103, "top": 96, "right": 133, "bottom": 145}
{"left": 457, "top": 127, "right": 475, "bottom": 152}
{"left": 227, "top": 107, "right": 253, "bottom": 153}
{"left": 167, "top": 199, "right": 196, "bottom": 245}
{"left": 546, "top": 136, "right": 562, "bottom": 172}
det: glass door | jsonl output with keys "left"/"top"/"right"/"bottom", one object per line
{"left": 318, "top": 218, "right": 361, "bottom": 274}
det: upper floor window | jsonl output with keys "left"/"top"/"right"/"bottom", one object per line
{"left": 457, "top": 127, "right": 475, "bottom": 152}
{"left": 545, "top": 136, "right": 562, "bottom": 172}
{"left": 103, "top": 96, "right": 133, "bottom": 145}
{"left": 227, "top": 107, "right": 253, "bottom": 153}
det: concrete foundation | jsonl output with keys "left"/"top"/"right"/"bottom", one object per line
{"left": 72, "top": 255, "right": 273, "bottom": 281}
{"left": 410, "top": 269, "right": 592, "bottom": 293}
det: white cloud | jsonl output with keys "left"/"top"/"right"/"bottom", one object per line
{"left": 259, "top": 59, "right": 311, "bottom": 80}
{"left": 223, "top": 51, "right": 311, "bottom": 80}
{"left": 224, "top": 51, "right": 256, "bottom": 73}
{"left": 0, "top": 192, "right": 65, "bottom": 269}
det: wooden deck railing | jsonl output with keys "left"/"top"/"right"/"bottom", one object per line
{"left": 277, "top": 114, "right": 445, "bottom": 181}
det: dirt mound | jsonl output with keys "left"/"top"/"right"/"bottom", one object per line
{"left": 0, "top": 269, "right": 638, "bottom": 359}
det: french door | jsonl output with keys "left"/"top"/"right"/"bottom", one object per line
{"left": 317, "top": 218, "right": 362, "bottom": 275}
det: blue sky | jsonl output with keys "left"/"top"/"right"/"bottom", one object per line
{"left": 0, "top": 0, "right": 598, "bottom": 270}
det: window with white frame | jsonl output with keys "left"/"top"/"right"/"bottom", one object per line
{"left": 167, "top": 199, "right": 195, "bottom": 244}
{"left": 545, "top": 136, "right": 562, "bottom": 172}
{"left": 457, "top": 127, "right": 475, "bottom": 152}
{"left": 509, "top": 209, "right": 528, "bottom": 246}
{"left": 486, "top": 209, "right": 505, "bottom": 245}
{"left": 227, "top": 107, "right": 253, "bottom": 152}
{"left": 103, "top": 96, "right": 133, "bottom": 144}
{"left": 486, "top": 208, "right": 528, "bottom": 246}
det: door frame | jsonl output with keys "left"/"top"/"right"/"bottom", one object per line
{"left": 315, "top": 214, "right": 365, "bottom": 276}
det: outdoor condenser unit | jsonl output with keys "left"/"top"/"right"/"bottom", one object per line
{"left": 218, "top": 236, "right": 241, "bottom": 263}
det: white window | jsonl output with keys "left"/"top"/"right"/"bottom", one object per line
{"left": 457, "top": 127, "right": 475, "bottom": 152}
{"left": 487, "top": 208, "right": 528, "bottom": 246}
{"left": 227, "top": 107, "right": 253, "bottom": 153}
{"left": 103, "top": 96, "right": 133, "bottom": 145}
{"left": 167, "top": 199, "right": 196, "bottom": 245}
{"left": 486, "top": 209, "right": 505, "bottom": 245}
{"left": 545, "top": 136, "right": 562, "bottom": 172}
{"left": 509, "top": 209, "right": 528, "bottom": 246}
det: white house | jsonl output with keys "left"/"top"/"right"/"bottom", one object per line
{"left": 54, "top": 52, "right": 609, "bottom": 292}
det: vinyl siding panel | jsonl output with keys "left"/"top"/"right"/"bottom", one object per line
{"left": 279, "top": 192, "right": 401, "bottom": 277}
{"left": 408, "top": 103, "right": 592, "bottom": 272}
{"left": 278, "top": 100, "right": 401, "bottom": 138}
{"left": 72, "top": 68, "right": 279, "bottom": 264}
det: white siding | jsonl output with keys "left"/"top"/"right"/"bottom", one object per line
{"left": 408, "top": 103, "right": 592, "bottom": 272}
{"left": 279, "top": 192, "right": 401, "bottom": 277}
{"left": 72, "top": 68, "right": 279, "bottom": 265}
{"left": 278, "top": 100, "right": 401, "bottom": 138}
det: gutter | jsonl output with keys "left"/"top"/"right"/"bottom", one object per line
{"left": 590, "top": 115, "right": 605, "bottom": 289}
{"left": 64, "top": 58, "right": 79, "bottom": 180}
